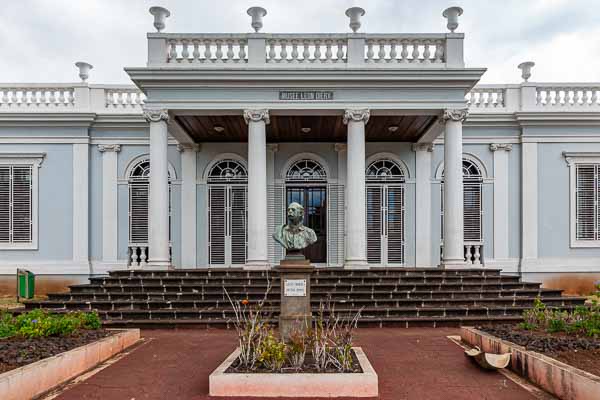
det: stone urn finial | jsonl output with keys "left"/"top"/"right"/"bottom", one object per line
{"left": 247, "top": 6, "right": 267, "bottom": 32}
{"left": 149, "top": 6, "right": 170, "bottom": 32}
{"left": 345, "top": 7, "right": 365, "bottom": 32}
{"left": 75, "top": 62, "right": 93, "bottom": 82}
{"left": 518, "top": 61, "right": 535, "bottom": 82}
{"left": 442, "top": 6, "right": 463, "bottom": 32}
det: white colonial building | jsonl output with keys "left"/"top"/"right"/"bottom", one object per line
{"left": 1, "top": 6, "right": 599, "bottom": 294}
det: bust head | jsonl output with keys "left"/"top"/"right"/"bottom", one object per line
{"left": 287, "top": 202, "right": 304, "bottom": 226}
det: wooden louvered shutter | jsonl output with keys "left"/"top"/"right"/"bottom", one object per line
{"left": 575, "top": 164, "right": 597, "bottom": 240}
{"left": 463, "top": 181, "right": 482, "bottom": 242}
{"left": 11, "top": 166, "right": 32, "bottom": 243}
{"left": 268, "top": 184, "right": 285, "bottom": 264}
{"left": 0, "top": 167, "right": 11, "bottom": 242}
{"left": 327, "top": 184, "right": 345, "bottom": 266}
{"left": 209, "top": 185, "right": 226, "bottom": 265}
{"left": 129, "top": 183, "right": 149, "bottom": 243}
{"left": 387, "top": 186, "right": 404, "bottom": 264}
{"left": 230, "top": 186, "right": 247, "bottom": 264}
{"left": 366, "top": 186, "right": 382, "bottom": 264}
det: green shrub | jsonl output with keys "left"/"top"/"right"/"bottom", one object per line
{"left": 0, "top": 310, "right": 101, "bottom": 339}
{"left": 0, "top": 311, "right": 17, "bottom": 338}
{"left": 258, "top": 329, "right": 286, "bottom": 371}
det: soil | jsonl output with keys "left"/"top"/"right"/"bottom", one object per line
{"left": 0, "top": 330, "right": 113, "bottom": 374}
{"left": 479, "top": 324, "right": 600, "bottom": 377}
{"left": 226, "top": 349, "right": 363, "bottom": 374}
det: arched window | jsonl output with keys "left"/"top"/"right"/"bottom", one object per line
{"left": 286, "top": 159, "right": 327, "bottom": 182}
{"left": 207, "top": 159, "right": 247, "bottom": 183}
{"left": 207, "top": 159, "right": 247, "bottom": 266}
{"left": 128, "top": 159, "right": 173, "bottom": 244}
{"left": 366, "top": 158, "right": 406, "bottom": 265}
{"left": 441, "top": 158, "right": 483, "bottom": 244}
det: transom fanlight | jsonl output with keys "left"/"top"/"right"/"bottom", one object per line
{"left": 208, "top": 159, "right": 248, "bottom": 182}
{"left": 286, "top": 159, "right": 327, "bottom": 181}
{"left": 129, "top": 159, "right": 172, "bottom": 180}
{"left": 366, "top": 159, "right": 405, "bottom": 182}
{"left": 440, "top": 159, "right": 483, "bottom": 181}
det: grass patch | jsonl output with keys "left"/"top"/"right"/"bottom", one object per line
{"left": 0, "top": 309, "right": 102, "bottom": 339}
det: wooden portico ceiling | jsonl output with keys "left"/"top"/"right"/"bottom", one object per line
{"left": 175, "top": 115, "right": 437, "bottom": 143}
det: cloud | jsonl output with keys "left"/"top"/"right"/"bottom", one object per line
{"left": 0, "top": 0, "right": 598, "bottom": 83}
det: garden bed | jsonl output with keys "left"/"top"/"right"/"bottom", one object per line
{"left": 210, "top": 346, "right": 377, "bottom": 398}
{"left": 479, "top": 324, "right": 600, "bottom": 377}
{"left": 0, "top": 329, "right": 113, "bottom": 374}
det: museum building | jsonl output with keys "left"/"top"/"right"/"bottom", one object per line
{"left": 1, "top": 6, "right": 600, "bottom": 294}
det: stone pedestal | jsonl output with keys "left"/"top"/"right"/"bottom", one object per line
{"left": 275, "top": 253, "right": 314, "bottom": 341}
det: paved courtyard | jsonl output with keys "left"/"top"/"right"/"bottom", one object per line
{"left": 51, "top": 328, "right": 540, "bottom": 400}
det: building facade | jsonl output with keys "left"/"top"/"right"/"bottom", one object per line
{"left": 1, "top": 7, "right": 599, "bottom": 294}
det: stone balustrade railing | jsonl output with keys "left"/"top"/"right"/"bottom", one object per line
{"left": 0, "top": 84, "right": 144, "bottom": 113}
{"left": 148, "top": 33, "right": 463, "bottom": 67}
{"left": 129, "top": 244, "right": 149, "bottom": 267}
{"left": 464, "top": 242, "right": 483, "bottom": 266}
{"left": 467, "top": 83, "right": 600, "bottom": 113}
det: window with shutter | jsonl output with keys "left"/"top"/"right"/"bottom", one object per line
{"left": 0, "top": 165, "right": 33, "bottom": 246}
{"left": 575, "top": 164, "right": 598, "bottom": 241}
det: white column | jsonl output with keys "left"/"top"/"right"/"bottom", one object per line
{"left": 98, "top": 144, "right": 120, "bottom": 264}
{"left": 73, "top": 143, "right": 89, "bottom": 266}
{"left": 244, "top": 109, "right": 270, "bottom": 268}
{"left": 522, "top": 142, "right": 538, "bottom": 265}
{"left": 413, "top": 143, "right": 433, "bottom": 267}
{"left": 490, "top": 143, "right": 512, "bottom": 261}
{"left": 442, "top": 109, "right": 468, "bottom": 268}
{"left": 144, "top": 109, "right": 171, "bottom": 268}
{"left": 179, "top": 143, "right": 199, "bottom": 268}
{"left": 343, "top": 109, "right": 369, "bottom": 267}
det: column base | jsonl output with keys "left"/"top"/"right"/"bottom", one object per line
{"left": 344, "top": 259, "right": 369, "bottom": 269}
{"left": 244, "top": 260, "right": 271, "bottom": 270}
{"left": 440, "top": 259, "right": 467, "bottom": 269}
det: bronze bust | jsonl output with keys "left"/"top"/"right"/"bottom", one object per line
{"left": 272, "top": 202, "right": 317, "bottom": 251}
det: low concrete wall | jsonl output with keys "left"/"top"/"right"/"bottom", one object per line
{"left": 0, "top": 329, "right": 140, "bottom": 400}
{"left": 461, "top": 327, "right": 600, "bottom": 400}
{"left": 209, "top": 347, "right": 378, "bottom": 397}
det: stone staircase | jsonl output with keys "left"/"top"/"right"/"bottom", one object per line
{"left": 24, "top": 268, "right": 587, "bottom": 328}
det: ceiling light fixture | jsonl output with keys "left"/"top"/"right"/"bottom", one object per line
{"left": 388, "top": 125, "right": 399, "bottom": 133}
{"left": 301, "top": 127, "right": 312, "bottom": 133}
{"left": 213, "top": 125, "right": 225, "bottom": 133}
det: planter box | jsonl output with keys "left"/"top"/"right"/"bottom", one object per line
{"left": 0, "top": 329, "right": 140, "bottom": 400}
{"left": 209, "top": 347, "right": 378, "bottom": 397}
{"left": 461, "top": 327, "right": 600, "bottom": 400}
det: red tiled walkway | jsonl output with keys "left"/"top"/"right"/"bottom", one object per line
{"left": 54, "top": 328, "right": 537, "bottom": 400}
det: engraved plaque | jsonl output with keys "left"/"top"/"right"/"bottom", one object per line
{"left": 279, "top": 91, "right": 334, "bottom": 101}
{"left": 284, "top": 279, "right": 307, "bottom": 297}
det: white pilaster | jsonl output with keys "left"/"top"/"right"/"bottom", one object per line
{"left": 179, "top": 143, "right": 199, "bottom": 268}
{"left": 144, "top": 109, "right": 171, "bottom": 268}
{"left": 73, "top": 143, "right": 89, "bottom": 265}
{"left": 413, "top": 143, "right": 434, "bottom": 267}
{"left": 442, "top": 109, "right": 468, "bottom": 269}
{"left": 490, "top": 143, "right": 512, "bottom": 261}
{"left": 98, "top": 144, "right": 120, "bottom": 264}
{"left": 522, "top": 142, "right": 538, "bottom": 263}
{"left": 343, "top": 109, "right": 369, "bottom": 268}
{"left": 244, "top": 109, "right": 270, "bottom": 268}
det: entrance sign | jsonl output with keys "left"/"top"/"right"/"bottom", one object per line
{"left": 279, "top": 91, "right": 334, "bottom": 101}
{"left": 284, "top": 279, "right": 307, "bottom": 296}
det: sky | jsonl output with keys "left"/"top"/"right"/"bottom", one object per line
{"left": 1, "top": 0, "right": 599, "bottom": 84}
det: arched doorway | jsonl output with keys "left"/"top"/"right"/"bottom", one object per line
{"left": 127, "top": 159, "right": 172, "bottom": 266}
{"left": 207, "top": 159, "right": 248, "bottom": 266}
{"left": 366, "top": 159, "right": 406, "bottom": 265}
{"left": 285, "top": 159, "right": 327, "bottom": 263}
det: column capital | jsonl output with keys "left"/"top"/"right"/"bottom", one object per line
{"left": 489, "top": 143, "right": 513, "bottom": 152}
{"left": 442, "top": 108, "right": 469, "bottom": 122}
{"left": 412, "top": 143, "right": 434, "bottom": 152}
{"left": 177, "top": 143, "right": 201, "bottom": 153}
{"left": 343, "top": 108, "right": 370, "bottom": 124}
{"left": 266, "top": 143, "right": 279, "bottom": 152}
{"left": 97, "top": 144, "right": 121, "bottom": 153}
{"left": 334, "top": 143, "right": 347, "bottom": 152}
{"left": 143, "top": 108, "right": 169, "bottom": 123}
{"left": 243, "top": 109, "right": 270, "bottom": 124}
